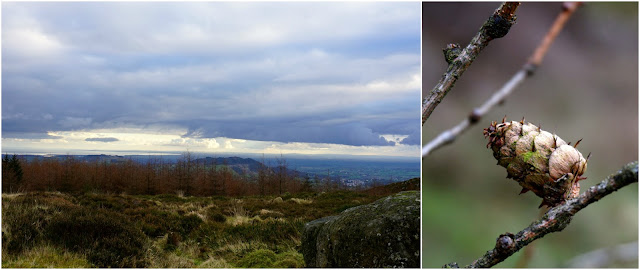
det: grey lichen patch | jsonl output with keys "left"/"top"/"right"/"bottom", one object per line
{"left": 443, "top": 43, "right": 462, "bottom": 64}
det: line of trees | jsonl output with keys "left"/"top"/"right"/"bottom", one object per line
{"left": 2, "top": 154, "right": 23, "bottom": 193}
{"left": 1, "top": 152, "right": 354, "bottom": 196}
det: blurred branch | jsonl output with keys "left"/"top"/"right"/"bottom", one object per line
{"left": 422, "top": 2, "right": 520, "bottom": 126}
{"left": 444, "top": 161, "right": 638, "bottom": 268}
{"left": 422, "top": 2, "right": 581, "bottom": 158}
{"left": 564, "top": 241, "right": 638, "bottom": 268}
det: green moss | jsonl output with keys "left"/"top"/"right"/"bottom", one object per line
{"left": 273, "top": 252, "right": 305, "bottom": 268}
{"left": 521, "top": 151, "right": 534, "bottom": 163}
{"left": 236, "top": 249, "right": 277, "bottom": 268}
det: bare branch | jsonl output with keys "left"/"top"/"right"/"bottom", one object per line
{"left": 422, "top": 2, "right": 520, "bottom": 126}
{"left": 422, "top": 2, "right": 581, "bottom": 158}
{"left": 444, "top": 161, "right": 638, "bottom": 268}
{"left": 422, "top": 70, "right": 526, "bottom": 157}
{"left": 530, "top": 2, "right": 582, "bottom": 66}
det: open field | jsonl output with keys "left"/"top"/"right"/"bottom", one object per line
{"left": 2, "top": 178, "right": 418, "bottom": 268}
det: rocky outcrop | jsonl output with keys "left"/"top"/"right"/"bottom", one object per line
{"left": 301, "top": 191, "right": 420, "bottom": 268}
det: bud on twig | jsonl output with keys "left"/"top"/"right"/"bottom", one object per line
{"left": 484, "top": 119, "right": 588, "bottom": 207}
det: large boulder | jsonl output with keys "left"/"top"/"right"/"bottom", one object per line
{"left": 301, "top": 191, "right": 420, "bottom": 268}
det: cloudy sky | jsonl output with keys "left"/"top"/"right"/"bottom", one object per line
{"left": 2, "top": 2, "right": 420, "bottom": 157}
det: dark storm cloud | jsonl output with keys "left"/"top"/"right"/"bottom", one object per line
{"left": 85, "top": 137, "right": 119, "bottom": 142}
{"left": 2, "top": 2, "right": 420, "bottom": 147}
{"left": 182, "top": 119, "right": 395, "bottom": 146}
{"left": 400, "top": 128, "right": 420, "bottom": 145}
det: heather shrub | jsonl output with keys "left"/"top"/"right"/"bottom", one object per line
{"left": 2, "top": 205, "right": 47, "bottom": 254}
{"left": 45, "top": 208, "right": 147, "bottom": 267}
{"left": 180, "top": 214, "right": 203, "bottom": 237}
{"left": 2, "top": 193, "right": 75, "bottom": 254}
{"left": 189, "top": 222, "right": 224, "bottom": 249}
{"left": 206, "top": 207, "right": 227, "bottom": 223}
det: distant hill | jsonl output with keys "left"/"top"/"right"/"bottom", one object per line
{"left": 362, "top": 177, "right": 420, "bottom": 196}
{"left": 192, "top": 156, "right": 304, "bottom": 177}
{"left": 193, "top": 156, "right": 264, "bottom": 175}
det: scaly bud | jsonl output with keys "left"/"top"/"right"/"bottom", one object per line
{"left": 483, "top": 119, "right": 588, "bottom": 207}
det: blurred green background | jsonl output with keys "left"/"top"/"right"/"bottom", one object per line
{"left": 423, "top": 2, "right": 637, "bottom": 268}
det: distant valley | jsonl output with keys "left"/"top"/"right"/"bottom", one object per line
{"left": 9, "top": 154, "right": 419, "bottom": 187}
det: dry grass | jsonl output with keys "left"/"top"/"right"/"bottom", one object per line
{"left": 290, "top": 198, "right": 312, "bottom": 204}
{"left": 216, "top": 239, "right": 270, "bottom": 255}
{"left": 226, "top": 201, "right": 256, "bottom": 226}
{"left": 2, "top": 192, "right": 25, "bottom": 199}
{"left": 2, "top": 245, "right": 90, "bottom": 268}
{"left": 199, "top": 256, "right": 233, "bottom": 268}
{"left": 259, "top": 209, "right": 283, "bottom": 216}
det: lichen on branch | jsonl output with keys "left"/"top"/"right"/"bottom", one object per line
{"left": 422, "top": 2, "right": 520, "bottom": 126}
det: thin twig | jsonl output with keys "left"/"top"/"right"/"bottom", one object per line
{"left": 530, "top": 2, "right": 582, "bottom": 66}
{"left": 422, "top": 2, "right": 520, "bottom": 126}
{"left": 444, "top": 161, "right": 638, "bottom": 268}
{"left": 422, "top": 70, "right": 526, "bottom": 157}
{"left": 422, "top": 2, "right": 581, "bottom": 159}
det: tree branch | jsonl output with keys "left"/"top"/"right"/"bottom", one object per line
{"left": 422, "top": 2, "right": 520, "bottom": 126}
{"left": 444, "top": 161, "right": 638, "bottom": 268}
{"left": 422, "top": 2, "right": 581, "bottom": 158}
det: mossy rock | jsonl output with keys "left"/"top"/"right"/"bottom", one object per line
{"left": 301, "top": 191, "right": 420, "bottom": 268}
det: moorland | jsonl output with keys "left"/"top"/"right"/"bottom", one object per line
{"left": 1, "top": 153, "right": 418, "bottom": 267}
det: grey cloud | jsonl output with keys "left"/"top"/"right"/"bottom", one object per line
{"left": 2, "top": 132, "right": 63, "bottom": 140}
{"left": 2, "top": 2, "right": 419, "bottom": 148}
{"left": 59, "top": 117, "right": 92, "bottom": 128}
{"left": 85, "top": 137, "right": 119, "bottom": 142}
{"left": 399, "top": 128, "right": 420, "bottom": 145}
{"left": 182, "top": 120, "right": 395, "bottom": 146}
{"left": 3, "top": 2, "right": 419, "bottom": 57}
